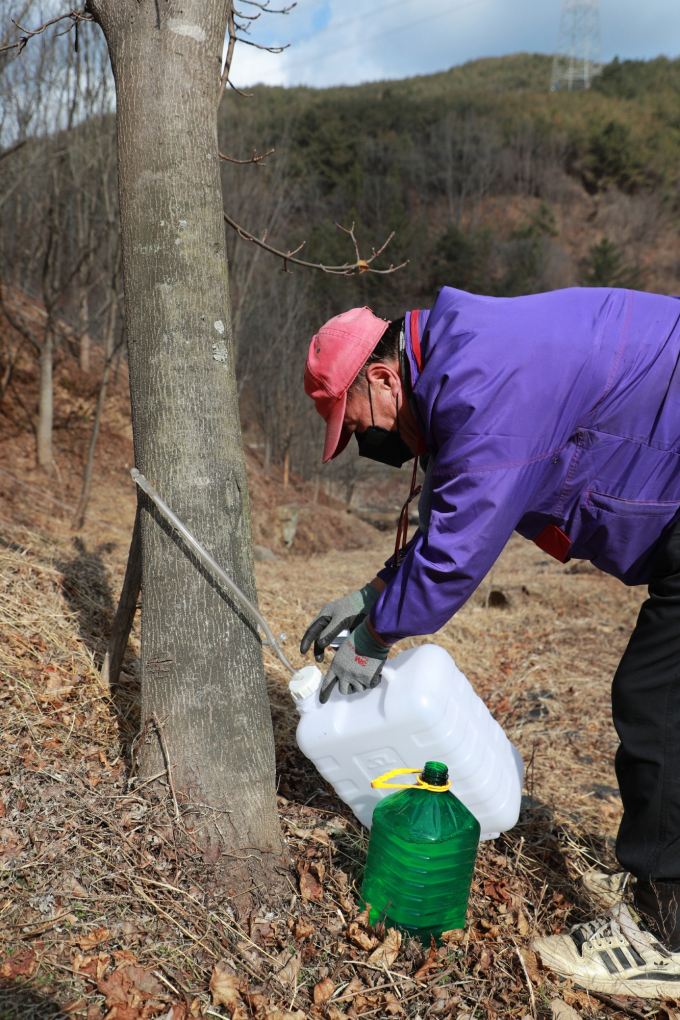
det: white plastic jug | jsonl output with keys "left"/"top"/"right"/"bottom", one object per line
{"left": 289, "top": 643, "right": 523, "bottom": 840}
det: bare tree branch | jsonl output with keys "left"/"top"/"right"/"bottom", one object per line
{"left": 0, "top": 138, "right": 27, "bottom": 163}
{"left": 223, "top": 212, "right": 408, "bottom": 276}
{"left": 239, "top": 0, "right": 297, "bottom": 10}
{"left": 219, "top": 147, "right": 274, "bottom": 167}
{"left": 0, "top": 8, "right": 92, "bottom": 56}
{"left": 234, "top": 36, "right": 288, "bottom": 53}
{"left": 217, "top": 3, "right": 238, "bottom": 111}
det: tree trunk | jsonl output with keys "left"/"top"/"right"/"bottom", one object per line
{"left": 36, "top": 328, "right": 53, "bottom": 471}
{"left": 88, "top": 0, "right": 286, "bottom": 904}
{"left": 78, "top": 290, "right": 91, "bottom": 374}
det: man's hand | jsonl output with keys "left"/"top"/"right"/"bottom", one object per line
{"left": 300, "top": 582, "right": 381, "bottom": 662}
{"left": 319, "top": 619, "right": 390, "bottom": 703}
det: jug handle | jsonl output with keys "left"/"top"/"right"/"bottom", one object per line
{"left": 371, "top": 767, "right": 451, "bottom": 793}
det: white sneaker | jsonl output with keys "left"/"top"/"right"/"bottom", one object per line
{"left": 533, "top": 903, "right": 680, "bottom": 998}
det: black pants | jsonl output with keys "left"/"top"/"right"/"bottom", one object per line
{"left": 614, "top": 517, "right": 680, "bottom": 880}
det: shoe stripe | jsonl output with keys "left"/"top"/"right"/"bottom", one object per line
{"left": 627, "top": 945, "right": 646, "bottom": 967}
{"left": 612, "top": 948, "right": 632, "bottom": 971}
{"left": 598, "top": 950, "right": 619, "bottom": 975}
{"left": 629, "top": 972, "right": 680, "bottom": 981}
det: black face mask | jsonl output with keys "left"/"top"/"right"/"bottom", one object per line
{"left": 355, "top": 387, "right": 414, "bottom": 468}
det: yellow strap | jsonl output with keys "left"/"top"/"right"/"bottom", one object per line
{"left": 371, "top": 767, "right": 451, "bottom": 793}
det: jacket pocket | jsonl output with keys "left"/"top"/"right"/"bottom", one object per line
{"left": 586, "top": 491, "right": 680, "bottom": 517}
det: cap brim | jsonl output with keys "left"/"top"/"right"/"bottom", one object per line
{"left": 322, "top": 391, "right": 350, "bottom": 463}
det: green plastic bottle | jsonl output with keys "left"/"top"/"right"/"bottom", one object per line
{"left": 360, "top": 761, "right": 480, "bottom": 944}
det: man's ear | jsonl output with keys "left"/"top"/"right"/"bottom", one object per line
{"left": 365, "top": 360, "right": 400, "bottom": 394}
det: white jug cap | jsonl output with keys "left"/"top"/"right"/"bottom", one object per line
{"left": 289, "top": 664, "right": 323, "bottom": 702}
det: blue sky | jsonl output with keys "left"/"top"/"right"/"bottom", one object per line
{"left": 231, "top": 0, "right": 680, "bottom": 89}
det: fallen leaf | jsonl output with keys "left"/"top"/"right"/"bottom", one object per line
{"left": 113, "top": 950, "right": 139, "bottom": 968}
{"left": 163, "top": 1006, "right": 188, "bottom": 1020}
{"left": 77, "top": 926, "right": 110, "bottom": 951}
{"left": 86, "top": 1005, "right": 104, "bottom": 1020}
{"left": 203, "top": 846, "right": 221, "bottom": 865}
{"left": 354, "top": 993, "right": 380, "bottom": 1012}
{"left": 314, "top": 977, "right": 335, "bottom": 1005}
{"left": 298, "top": 864, "right": 323, "bottom": 903}
{"left": 97, "top": 964, "right": 165, "bottom": 1010}
{"left": 312, "top": 828, "right": 329, "bottom": 844}
{"left": 520, "top": 948, "right": 541, "bottom": 985}
{"left": 266, "top": 1011, "right": 306, "bottom": 1020}
{"left": 517, "top": 912, "right": 530, "bottom": 936}
{"left": 383, "top": 991, "right": 405, "bottom": 1015}
{"left": 294, "top": 918, "right": 315, "bottom": 940}
{"left": 62, "top": 874, "right": 89, "bottom": 899}
{"left": 0, "top": 948, "right": 37, "bottom": 980}
{"left": 86, "top": 772, "right": 101, "bottom": 789}
{"left": 209, "top": 961, "right": 243, "bottom": 1010}
{"left": 97, "top": 969, "right": 129, "bottom": 1007}
{"left": 346, "top": 921, "right": 378, "bottom": 952}
{"left": 354, "top": 905, "right": 371, "bottom": 927}
{"left": 246, "top": 992, "right": 269, "bottom": 1015}
{"left": 484, "top": 879, "right": 512, "bottom": 904}
{"left": 368, "top": 927, "right": 402, "bottom": 967}
{"left": 413, "top": 939, "right": 439, "bottom": 981}
{"left": 60, "top": 1000, "right": 86, "bottom": 1016}
{"left": 440, "top": 929, "right": 465, "bottom": 945}
{"left": 277, "top": 951, "right": 301, "bottom": 987}
{"left": 550, "top": 998, "right": 581, "bottom": 1020}
{"left": 327, "top": 1008, "right": 347, "bottom": 1020}
{"left": 72, "top": 952, "right": 110, "bottom": 980}
{"left": 123, "top": 966, "right": 165, "bottom": 996}
{"left": 345, "top": 978, "right": 366, "bottom": 996}
{"left": 310, "top": 861, "right": 326, "bottom": 884}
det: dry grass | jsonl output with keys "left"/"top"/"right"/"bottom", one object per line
{"left": 0, "top": 508, "right": 658, "bottom": 1020}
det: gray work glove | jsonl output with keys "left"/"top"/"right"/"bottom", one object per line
{"left": 319, "top": 619, "right": 390, "bottom": 704}
{"left": 300, "top": 583, "right": 380, "bottom": 663}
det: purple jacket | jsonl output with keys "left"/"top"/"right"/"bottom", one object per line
{"left": 372, "top": 286, "right": 680, "bottom": 643}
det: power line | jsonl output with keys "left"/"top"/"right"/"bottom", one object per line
{"left": 278, "top": 0, "right": 426, "bottom": 51}
{"left": 282, "top": 0, "right": 483, "bottom": 72}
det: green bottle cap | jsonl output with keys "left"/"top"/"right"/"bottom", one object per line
{"left": 421, "top": 761, "right": 449, "bottom": 787}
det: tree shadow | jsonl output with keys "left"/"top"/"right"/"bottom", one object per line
{"left": 59, "top": 536, "right": 116, "bottom": 664}
{"left": 0, "top": 986, "right": 63, "bottom": 1019}
{"left": 58, "top": 536, "right": 140, "bottom": 750}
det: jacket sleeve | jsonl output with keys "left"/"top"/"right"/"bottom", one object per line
{"left": 370, "top": 447, "right": 546, "bottom": 644}
{"left": 376, "top": 529, "right": 422, "bottom": 584}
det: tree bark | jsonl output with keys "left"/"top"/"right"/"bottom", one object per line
{"left": 88, "top": 0, "right": 286, "bottom": 904}
{"left": 36, "top": 327, "right": 53, "bottom": 470}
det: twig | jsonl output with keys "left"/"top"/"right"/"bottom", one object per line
{"left": 223, "top": 212, "right": 407, "bottom": 276}
{"left": 234, "top": 36, "right": 288, "bottom": 52}
{"left": 219, "top": 148, "right": 274, "bottom": 167}
{"left": 153, "top": 970, "right": 181, "bottom": 998}
{"left": 148, "top": 712, "right": 181, "bottom": 824}
{"left": 0, "top": 8, "right": 92, "bottom": 55}
{"left": 513, "top": 942, "right": 537, "bottom": 1020}
{"left": 579, "top": 988, "right": 647, "bottom": 1020}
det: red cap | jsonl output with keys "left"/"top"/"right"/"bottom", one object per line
{"left": 305, "top": 307, "right": 389, "bottom": 463}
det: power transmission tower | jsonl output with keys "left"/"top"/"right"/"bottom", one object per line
{"left": 550, "top": 0, "right": 603, "bottom": 91}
